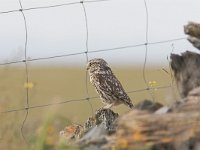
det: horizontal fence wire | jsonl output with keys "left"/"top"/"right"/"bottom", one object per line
{"left": 0, "top": 37, "right": 186, "bottom": 66}
{"left": 0, "top": 85, "right": 172, "bottom": 114}
{"left": 0, "top": 0, "right": 110, "bottom": 14}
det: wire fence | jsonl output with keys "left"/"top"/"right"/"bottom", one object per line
{"left": 0, "top": 0, "right": 187, "bottom": 144}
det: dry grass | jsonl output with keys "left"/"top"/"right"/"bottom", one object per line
{"left": 0, "top": 66, "right": 175, "bottom": 150}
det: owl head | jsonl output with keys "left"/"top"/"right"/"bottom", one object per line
{"left": 86, "top": 58, "right": 108, "bottom": 71}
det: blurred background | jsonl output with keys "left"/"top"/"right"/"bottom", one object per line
{"left": 0, "top": 0, "right": 200, "bottom": 149}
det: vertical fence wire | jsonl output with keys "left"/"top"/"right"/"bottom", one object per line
{"left": 18, "top": 0, "right": 29, "bottom": 143}
{"left": 81, "top": 1, "right": 94, "bottom": 116}
{"left": 142, "top": 0, "right": 155, "bottom": 100}
{"left": 142, "top": 0, "right": 149, "bottom": 87}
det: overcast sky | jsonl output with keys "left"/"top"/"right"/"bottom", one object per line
{"left": 0, "top": 0, "right": 200, "bottom": 67}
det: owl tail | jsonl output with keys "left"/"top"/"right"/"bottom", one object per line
{"left": 125, "top": 101, "right": 134, "bottom": 109}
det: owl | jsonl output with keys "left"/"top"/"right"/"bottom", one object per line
{"left": 86, "top": 58, "right": 134, "bottom": 109}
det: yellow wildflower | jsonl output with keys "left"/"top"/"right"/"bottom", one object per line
{"left": 24, "top": 82, "right": 34, "bottom": 89}
{"left": 148, "top": 81, "right": 157, "bottom": 87}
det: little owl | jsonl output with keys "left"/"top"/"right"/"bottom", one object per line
{"left": 87, "top": 58, "right": 134, "bottom": 109}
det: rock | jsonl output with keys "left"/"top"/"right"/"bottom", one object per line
{"left": 84, "top": 108, "right": 119, "bottom": 133}
{"left": 79, "top": 123, "right": 108, "bottom": 149}
{"left": 104, "top": 107, "right": 200, "bottom": 150}
{"left": 59, "top": 124, "right": 84, "bottom": 141}
{"left": 155, "top": 106, "right": 170, "bottom": 114}
{"left": 79, "top": 109, "right": 119, "bottom": 149}
{"left": 136, "top": 99, "right": 163, "bottom": 112}
{"left": 184, "top": 22, "right": 200, "bottom": 50}
{"left": 170, "top": 51, "right": 200, "bottom": 98}
{"left": 94, "top": 108, "right": 119, "bottom": 133}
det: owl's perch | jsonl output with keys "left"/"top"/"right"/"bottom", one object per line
{"left": 59, "top": 108, "right": 119, "bottom": 145}
{"left": 72, "top": 100, "right": 200, "bottom": 150}
{"left": 77, "top": 94, "right": 200, "bottom": 150}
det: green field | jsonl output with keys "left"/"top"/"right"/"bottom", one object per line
{"left": 0, "top": 67, "right": 179, "bottom": 150}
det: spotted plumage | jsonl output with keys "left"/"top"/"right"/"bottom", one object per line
{"left": 86, "top": 58, "right": 134, "bottom": 109}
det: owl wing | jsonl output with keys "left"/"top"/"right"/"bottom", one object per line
{"left": 94, "top": 72, "right": 132, "bottom": 105}
{"left": 92, "top": 72, "right": 114, "bottom": 99}
{"left": 108, "top": 74, "right": 133, "bottom": 105}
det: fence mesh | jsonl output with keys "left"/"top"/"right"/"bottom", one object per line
{"left": 0, "top": 0, "right": 191, "bottom": 145}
